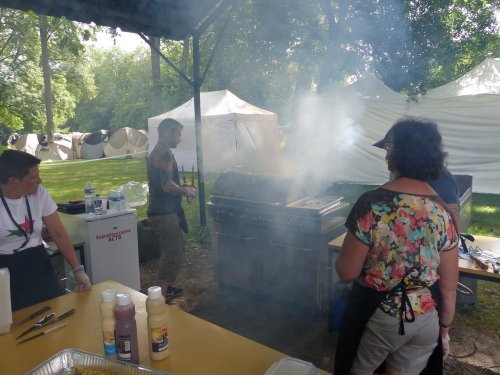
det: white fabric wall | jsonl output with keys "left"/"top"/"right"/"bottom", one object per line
{"left": 298, "top": 59, "right": 500, "bottom": 194}
{"left": 409, "top": 94, "right": 500, "bottom": 193}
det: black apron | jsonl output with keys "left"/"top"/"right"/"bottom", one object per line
{"left": 0, "top": 245, "right": 63, "bottom": 311}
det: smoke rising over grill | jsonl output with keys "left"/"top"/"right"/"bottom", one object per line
{"left": 283, "top": 88, "right": 366, "bottom": 194}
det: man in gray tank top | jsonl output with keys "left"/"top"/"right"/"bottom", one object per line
{"left": 147, "top": 118, "right": 197, "bottom": 301}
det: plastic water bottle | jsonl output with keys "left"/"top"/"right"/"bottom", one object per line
{"left": 108, "top": 190, "right": 120, "bottom": 212}
{"left": 94, "top": 194, "right": 103, "bottom": 215}
{"left": 118, "top": 190, "right": 127, "bottom": 211}
{"left": 84, "top": 181, "right": 95, "bottom": 214}
{"left": 114, "top": 293, "right": 139, "bottom": 364}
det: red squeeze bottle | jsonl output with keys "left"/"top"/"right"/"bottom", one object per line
{"left": 114, "top": 293, "right": 139, "bottom": 364}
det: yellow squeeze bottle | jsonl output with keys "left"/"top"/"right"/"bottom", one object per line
{"left": 146, "top": 286, "right": 169, "bottom": 360}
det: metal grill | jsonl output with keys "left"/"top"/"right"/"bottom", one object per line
{"left": 208, "top": 171, "right": 349, "bottom": 311}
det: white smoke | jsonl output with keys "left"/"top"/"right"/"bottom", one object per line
{"left": 284, "top": 86, "right": 366, "bottom": 193}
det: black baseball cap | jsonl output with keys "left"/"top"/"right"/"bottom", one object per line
{"left": 373, "top": 127, "right": 394, "bottom": 149}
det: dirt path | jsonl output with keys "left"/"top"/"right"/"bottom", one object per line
{"left": 140, "top": 246, "right": 500, "bottom": 374}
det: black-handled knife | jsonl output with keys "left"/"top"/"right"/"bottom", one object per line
{"left": 16, "top": 313, "right": 55, "bottom": 339}
{"left": 13, "top": 306, "right": 50, "bottom": 327}
{"left": 16, "top": 308, "right": 76, "bottom": 339}
{"left": 40, "top": 308, "right": 76, "bottom": 329}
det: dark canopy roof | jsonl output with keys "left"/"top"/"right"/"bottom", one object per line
{"left": 0, "top": 0, "right": 226, "bottom": 39}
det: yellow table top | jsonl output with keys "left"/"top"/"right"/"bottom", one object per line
{"left": 328, "top": 234, "right": 500, "bottom": 281}
{"left": 0, "top": 281, "right": 331, "bottom": 375}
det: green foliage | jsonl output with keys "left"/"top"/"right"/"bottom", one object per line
{"left": 67, "top": 48, "right": 155, "bottom": 131}
{"left": 1, "top": 1, "right": 499, "bottom": 135}
{"left": 0, "top": 9, "right": 97, "bottom": 134}
{"left": 453, "top": 281, "right": 500, "bottom": 336}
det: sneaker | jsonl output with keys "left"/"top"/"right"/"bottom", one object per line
{"left": 165, "top": 286, "right": 183, "bottom": 300}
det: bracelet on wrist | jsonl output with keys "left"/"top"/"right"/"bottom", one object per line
{"left": 439, "top": 321, "right": 452, "bottom": 328}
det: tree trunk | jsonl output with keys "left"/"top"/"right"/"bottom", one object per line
{"left": 317, "top": 0, "right": 345, "bottom": 94}
{"left": 289, "top": 63, "right": 312, "bottom": 129}
{"left": 180, "top": 36, "right": 190, "bottom": 74}
{"left": 39, "top": 14, "right": 54, "bottom": 140}
{"left": 150, "top": 36, "right": 162, "bottom": 116}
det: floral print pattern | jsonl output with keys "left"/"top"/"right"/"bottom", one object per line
{"left": 346, "top": 188, "right": 458, "bottom": 318}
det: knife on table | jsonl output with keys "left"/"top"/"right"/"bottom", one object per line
{"left": 16, "top": 313, "right": 55, "bottom": 339}
{"left": 39, "top": 308, "right": 76, "bottom": 329}
{"left": 17, "top": 322, "right": 68, "bottom": 344}
{"left": 469, "top": 254, "right": 489, "bottom": 271}
{"left": 16, "top": 308, "right": 75, "bottom": 339}
{"left": 13, "top": 306, "right": 50, "bottom": 327}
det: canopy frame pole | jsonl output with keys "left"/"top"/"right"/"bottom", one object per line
{"left": 140, "top": 0, "right": 237, "bottom": 226}
{"left": 192, "top": 31, "right": 206, "bottom": 226}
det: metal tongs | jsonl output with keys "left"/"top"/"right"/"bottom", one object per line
{"left": 181, "top": 164, "right": 195, "bottom": 203}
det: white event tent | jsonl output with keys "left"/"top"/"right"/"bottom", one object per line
{"left": 300, "top": 58, "right": 500, "bottom": 194}
{"left": 148, "top": 90, "right": 280, "bottom": 173}
{"left": 410, "top": 58, "right": 500, "bottom": 194}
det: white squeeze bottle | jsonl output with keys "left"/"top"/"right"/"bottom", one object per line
{"left": 100, "top": 288, "right": 117, "bottom": 357}
{"left": 0, "top": 268, "right": 12, "bottom": 335}
{"left": 146, "top": 286, "right": 169, "bottom": 360}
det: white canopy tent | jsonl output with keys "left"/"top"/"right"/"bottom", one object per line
{"left": 410, "top": 58, "right": 500, "bottom": 193}
{"left": 148, "top": 90, "right": 280, "bottom": 173}
{"left": 292, "top": 58, "right": 500, "bottom": 194}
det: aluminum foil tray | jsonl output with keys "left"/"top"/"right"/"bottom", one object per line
{"left": 26, "top": 348, "right": 172, "bottom": 375}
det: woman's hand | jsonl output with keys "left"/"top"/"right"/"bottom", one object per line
{"left": 441, "top": 332, "right": 450, "bottom": 360}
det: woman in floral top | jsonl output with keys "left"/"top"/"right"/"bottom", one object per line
{"left": 334, "top": 118, "right": 459, "bottom": 375}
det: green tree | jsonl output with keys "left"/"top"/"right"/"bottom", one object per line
{"left": 0, "top": 8, "right": 97, "bottom": 135}
{"left": 0, "top": 8, "right": 40, "bottom": 131}
{"left": 198, "top": 0, "right": 499, "bottom": 125}
{"left": 36, "top": 14, "right": 96, "bottom": 136}
{"left": 67, "top": 47, "right": 156, "bottom": 131}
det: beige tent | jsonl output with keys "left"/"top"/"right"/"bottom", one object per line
{"left": 12, "top": 134, "right": 39, "bottom": 156}
{"left": 36, "top": 133, "right": 73, "bottom": 161}
{"left": 104, "top": 127, "right": 148, "bottom": 159}
{"left": 71, "top": 132, "right": 85, "bottom": 159}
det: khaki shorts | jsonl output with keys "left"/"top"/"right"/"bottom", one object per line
{"left": 148, "top": 214, "right": 184, "bottom": 284}
{"left": 351, "top": 308, "right": 439, "bottom": 374}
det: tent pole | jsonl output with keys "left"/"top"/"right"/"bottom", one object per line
{"left": 193, "top": 32, "right": 207, "bottom": 226}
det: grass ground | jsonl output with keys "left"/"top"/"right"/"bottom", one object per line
{"left": 40, "top": 158, "right": 211, "bottom": 248}
{"left": 40, "top": 158, "right": 499, "bottom": 335}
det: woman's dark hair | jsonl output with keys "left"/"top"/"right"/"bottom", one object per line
{"left": 387, "top": 117, "right": 446, "bottom": 181}
{"left": 0, "top": 149, "right": 41, "bottom": 184}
